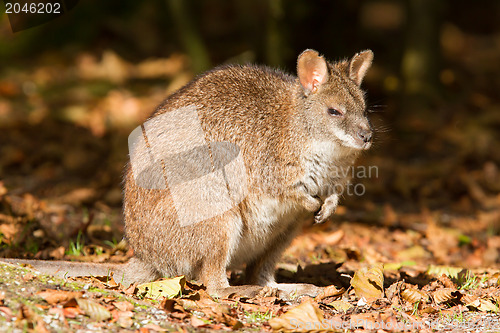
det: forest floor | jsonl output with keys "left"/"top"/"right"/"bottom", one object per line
{"left": 1, "top": 40, "right": 500, "bottom": 332}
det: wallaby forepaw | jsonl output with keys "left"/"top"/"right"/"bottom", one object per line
{"left": 314, "top": 205, "right": 335, "bottom": 224}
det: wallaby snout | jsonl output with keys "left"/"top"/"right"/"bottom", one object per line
{"left": 357, "top": 127, "right": 372, "bottom": 144}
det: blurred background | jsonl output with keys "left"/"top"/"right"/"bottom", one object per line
{"left": 0, "top": 0, "right": 499, "bottom": 269}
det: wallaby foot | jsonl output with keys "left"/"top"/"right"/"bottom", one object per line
{"left": 212, "top": 283, "right": 322, "bottom": 300}
{"left": 211, "top": 285, "right": 271, "bottom": 299}
{"left": 270, "top": 282, "right": 322, "bottom": 298}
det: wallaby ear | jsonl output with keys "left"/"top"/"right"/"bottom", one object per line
{"left": 297, "top": 49, "right": 328, "bottom": 95}
{"left": 349, "top": 50, "right": 373, "bottom": 86}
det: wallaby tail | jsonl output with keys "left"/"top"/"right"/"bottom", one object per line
{"left": 0, "top": 257, "right": 161, "bottom": 286}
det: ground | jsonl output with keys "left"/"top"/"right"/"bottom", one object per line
{"left": 0, "top": 34, "right": 500, "bottom": 331}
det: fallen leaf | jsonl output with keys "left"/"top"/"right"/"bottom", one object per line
{"left": 22, "top": 273, "right": 35, "bottom": 282}
{"left": 323, "top": 230, "right": 345, "bottom": 245}
{"left": 432, "top": 288, "right": 459, "bottom": 304}
{"left": 141, "top": 323, "right": 169, "bottom": 331}
{"left": 329, "top": 299, "right": 352, "bottom": 312}
{"left": 351, "top": 263, "right": 384, "bottom": 301}
{"left": 17, "top": 304, "right": 38, "bottom": 323}
{"left": 269, "top": 302, "right": 324, "bottom": 332}
{"left": 37, "top": 290, "right": 83, "bottom": 305}
{"left": 76, "top": 298, "right": 112, "bottom": 321}
{"left": 191, "top": 315, "right": 207, "bottom": 327}
{"left": 384, "top": 261, "right": 416, "bottom": 271}
{"left": 315, "top": 285, "right": 345, "bottom": 301}
{"left": 401, "top": 287, "right": 430, "bottom": 304}
{"left": 114, "top": 310, "right": 134, "bottom": 328}
{"left": 63, "top": 307, "right": 82, "bottom": 319}
{"left": 49, "top": 246, "right": 65, "bottom": 259}
{"left": 117, "top": 315, "right": 134, "bottom": 329}
{"left": 470, "top": 299, "right": 499, "bottom": 313}
{"left": 92, "top": 275, "right": 119, "bottom": 288}
{"left": 0, "top": 181, "right": 7, "bottom": 197}
{"left": 48, "top": 307, "right": 65, "bottom": 319}
{"left": 122, "top": 283, "right": 137, "bottom": 295}
{"left": 427, "top": 265, "right": 463, "bottom": 279}
{"left": 0, "top": 306, "right": 13, "bottom": 319}
{"left": 137, "top": 276, "right": 186, "bottom": 299}
{"left": 221, "top": 313, "right": 243, "bottom": 329}
{"left": 112, "top": 301, "right": 134, "bottom": 312}
{"left": 170, "top": 311, "right": 189, "bottom": 320}
{"left": 396, "top": 245, "right": 430, "bottom": 260}
{"left": 34, "top": 319, "right": 50, "bottom": 333}
{"left": 461, "top": 294, "right": 479, "bottom": 306}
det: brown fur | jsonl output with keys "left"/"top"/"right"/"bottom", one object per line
{"left": 1, "top": 50, "right": 374, "bottom": 297}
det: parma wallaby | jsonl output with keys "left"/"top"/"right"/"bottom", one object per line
{"left": 2, "top": 49, "right": 374, "bottom": 297}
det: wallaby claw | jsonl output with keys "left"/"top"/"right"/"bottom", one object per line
{"left": 314, "top": 205, "right": 335, "bottom": 224}
{"left": 256, "top": 286, "right": 282, "bottom": 298}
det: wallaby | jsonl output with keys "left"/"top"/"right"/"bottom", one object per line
{"left": 2, "top": 49, "right": 373, "bottom": 298}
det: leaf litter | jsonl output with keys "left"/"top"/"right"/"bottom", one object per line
{"left": 0, "top": 25, "right": 500, "bottom": 333}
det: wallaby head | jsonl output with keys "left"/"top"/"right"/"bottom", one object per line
{"left": 296, "top": 49, "right": 373, "bottom": 151}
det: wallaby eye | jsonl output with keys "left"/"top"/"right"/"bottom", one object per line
{"left": 327, "top": 108, "right": 343, "bottom": 117}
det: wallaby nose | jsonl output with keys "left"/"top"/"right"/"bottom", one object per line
{"left": 357, "top": 128, "right": 372, "bottom": 143}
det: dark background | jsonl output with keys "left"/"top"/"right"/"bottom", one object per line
{"left": 0, "top": 0, "right": 499, "bottom": 267}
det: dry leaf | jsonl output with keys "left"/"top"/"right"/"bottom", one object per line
{"left": 37, "top": 290, "right": 83, "bottom": 305}
{"left": 114, "top": 310, "right": 134, "bottom": 328}
{"left": 191, "top": 315, "right": 207, "bottom": 327}
{"left": 467, "top": 298, "right": 499, "bottom": 313}
{"left": 112, "top": 301, "right": 134, "bottom": 312}
{"left": 348, "top": 313, "right": 380, "bottom": 329}
{"left": 117, "top": 315, "right": 134, "bottom": 329}
{"left": 122, "top": 283, "right": 137, "bottom": 295}
{"left": 137, "top": 276, "right": 186, "bottom": 299}
{"left": 141, "top": 323, "right": 169, "bottom": 331}
{"left": 396, "top": 245, "right": 429, "bottom": 260}
{"left": 427, "top": 265, "right": 463, "bottom": 279}
{"left": 221, "top": 313, "right": 243, "bottom": 329}
{"left": 18, "top": 304, "right": 36, "bottom": 321}
{"left": 462, "top": 294, "right": 479, "bottom": 306}
{"left": 323, "top": 230, "right": 345, "bottom": 245}
{"left": 432, "top": 288, "right": 458, "bottom": 304}
{"left": 269, "top": 302, "right": 324, "bottom": 332}
{"left": 350, "top": 263, "right": 384, "bottom": 301}
{"left": 0, "top": 306, "right": 13, "bottom": 319}
{"left": 76, "top": 298, "right": 112, "bottom": 321}
{"left": 47, "top": 307, "right": 65, "bottom": 319}
{"left": 34, "top": 319, "right": 50, "bottom": 333}
{"left": 0, "top": 182, "right": 7, "bottom": 197}
{"left": 22, "top": 273, "right": 35, "bottom": 282}
{"left": 401, "top": 288, "right": 430, "bottom": 304}
{"left": 329, "top": 299, "right": 353, "bottom": 312}
{"left": 63, "top": 307, "right": 82, "bottom": 319}
{"left": 315, "top": 285, "right": 345, "bottom": 301}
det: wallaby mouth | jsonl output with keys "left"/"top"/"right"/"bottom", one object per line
{"left": 337, "top": 131, "right": 371, "bottom": 150}
{"left": 362, "top": 141, "right": 372, "bottom": 150}
{"left": 352, "top": 139, "right": 371, "bottom": 150}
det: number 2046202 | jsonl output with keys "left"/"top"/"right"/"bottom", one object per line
{"left": 5, "top": 1, "right": 61, "bottom": 14}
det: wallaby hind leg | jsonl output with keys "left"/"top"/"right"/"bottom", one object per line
{"left": 245, "top": 225, "right": 301, "bottom": 287}
{"left": 244, "top": 224, "right": 322, "bottom": 298}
